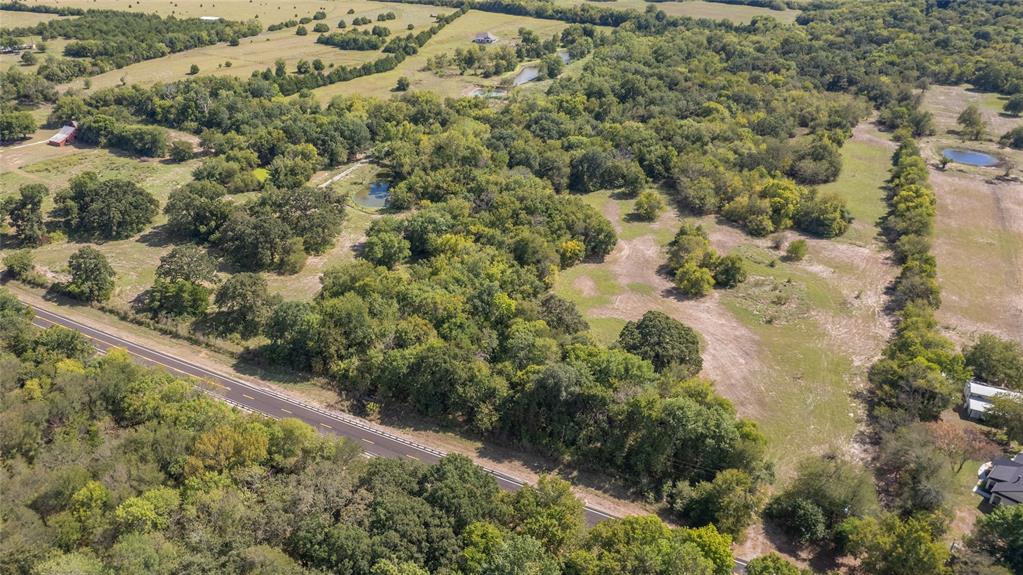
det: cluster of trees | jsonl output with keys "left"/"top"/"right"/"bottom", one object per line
{"left": 0, "top": 108, "right": 35, "bottom": 142}
{"left": 0, "top": 291, "right": 756, "bottom": 575}
{"left": 164, "top": 179, "right": 346, "bottom": 274}
{"left": 5, "top": 10, "right": 261, "bottom": 81}
{"left": 0, "top": 183, "right": 48, "bottom": 246}
{"left": 0, "top": 1, "right": 84, "bottom": 16}
{"left": 317, "top": 29, "right": 390, "bottom": 51}
{"left": 55, "top": 172, "right": 159, "bottom": 240}
{"left": 666, "top": 224, "right": 746, "bottom": 297}
{"left": 793, "top": 0, "right": 1023, "bottom": 97}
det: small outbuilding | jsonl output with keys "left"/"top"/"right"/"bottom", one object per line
{"left": 199, "top": 16, "right": 222, "bottom": 22}
{"left": 48, "top": 121, "right": 78, "bottom": 147}
{"left": 474, "top": 32, "right": 498, "bottom": 44}
{"left": 964, "top": 379, "right": 1023, "bottom": 420}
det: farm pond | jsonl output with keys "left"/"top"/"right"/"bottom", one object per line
{"left": 942, "top": 148, "right": 1000, "bottom": 167}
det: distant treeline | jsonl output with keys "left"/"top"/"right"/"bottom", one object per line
{"left": 0, "top": 0, "right": 84, "bottom": 16}
{"left": 4, "top": 10, "right": 261, "bottom": 81}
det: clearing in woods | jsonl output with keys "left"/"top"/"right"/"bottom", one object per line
{"left": 919, "top": 85, "right": 1023, "bottom": 345}
{"left": 312, "top": 10, "right": 575, "bottom": 100}
{"left": 554, "top": 123, "right": 897, "bottom": 478}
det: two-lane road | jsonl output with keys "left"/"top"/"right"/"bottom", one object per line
{"left": 26, "top": 304, "right": 618, "bottom": 525}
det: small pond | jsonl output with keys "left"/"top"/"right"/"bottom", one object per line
{"left": 511, "top": 52, "right": 572, "bottom": 86}
{"left": 353, "top": 181, "right": 390, "bottom": 208}
{"left": 942, "top": 148, "right": 1000, "bottom": 167}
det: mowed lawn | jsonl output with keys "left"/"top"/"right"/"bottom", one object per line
{"left": 312, "top": 10, "right": 575, "bottom": 99}
{"left": 551, "top": 0, "right": 800, "bottom": 24}
{"left": 59, "top": 2, "right": 451, "bottom": 91}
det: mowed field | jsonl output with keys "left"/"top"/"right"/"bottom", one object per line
{"left": 0, "top": 8, "right": 66, "bottom": 27}
{"left": 917, "top": 85, "right": 1023, "bottom": 345}
{"left": 63, "top": 2, "right": 452, "bottom": 91}
{"left": 5, "top": 0, "right": 370, "bottom": 20}
{"left": 554, "top": 123, "right": 896, "bottom": 477}
{"left": 553, "top": 0, "right": 800, "bottom": 24}
{"left": 313, "top": 10, "right": 576, "bottom": 99}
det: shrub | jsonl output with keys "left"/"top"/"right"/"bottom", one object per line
{"left": 168, "top": 140, "right": 195, "bottom": 162}
{"left": 189, "top": 63, "right": 199, "bottom": 75}
{"left": 3, "top": 249, "right": 35, "bottom": 279}
{"left": 632, "top": 190, "right": 666, "bottom": 221}
{"left": 784, "top": 239, "right": 807, "bottom": 261}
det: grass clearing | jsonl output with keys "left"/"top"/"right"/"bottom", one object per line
{"left": 552, "top": 0, "right": 800, "bottom": 24}
{"left": 8, "top": 0, "right": 367, "bottom": 21}
{"left": 312, "top": 10, "right": 574, "bottom": 99}
{"left": 0, "top": 9, "right": 66, "bottom": 27}
{"left": 816, "top": 122, "right": 894, "bottom": 247}
{"left": 1, "top": 142, "right": 199, "bottom": 306}
{"left": 61, "top": 2, "right": 451, "bottom": 91}
{"left": 552, "top": 126, "right": 897, "bottom": 477}
{"left": 916, "top": 87, "right": 1023, "bottom": 345}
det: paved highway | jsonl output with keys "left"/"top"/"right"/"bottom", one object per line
{"left": 26, "top": 304, "right": 618, "bottom": 526}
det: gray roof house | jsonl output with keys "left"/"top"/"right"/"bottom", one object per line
{"left": 474, "top": 32, "right": 498, "bottom": 44}
{"left": 981, "top": 453, "right": 1023, "bottom": 507}
{"left": 964, "top": 379, "right": 1023, "bottom": 420}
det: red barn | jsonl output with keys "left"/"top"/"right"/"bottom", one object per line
{"left": 48, "top": 121, "right": 78, "bottom": 147}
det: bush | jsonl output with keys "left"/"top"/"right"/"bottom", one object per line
{"left": 296, "top": 25, "right": 308, "bottom": 36}
{"left": 168, "top": 140, "right": 195, "bottom": 162}
{"left": 784, "top": 239, "right": 807, "bottom": 261}
{"left": 189, "top": 63, "right": 199, "bottom": 75}
{"left": 999, "top": 126, "right": 1023, "bottom": 150}
{"left": 632, "top": 190, "right": 666, "bottom": 221}
{"left": 3, "top": 249, "right": 35, "bottom": 279}
{"left": 395, "top": 76, "right": 410, "bottom": 91}
{"left": 1005, "top": 94, "right": 1023, "bottom": 117}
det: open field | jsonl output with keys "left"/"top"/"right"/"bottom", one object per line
{"left": 313, "top": 10, "right": 576, "bottom": 99}
{"left": 553, "top": 0, "right": 800, "bottom": 24}
{"left": 554, "top": 127, "right": 896, "bottom": 478}
{"left": 0, "top": 8, "right": 66, "bottom": 27}
{"left": 6, "top": 0, "right": 365, "bottom": 20}
{"left": 923, "top": 84, "right": 1020, "bottom": 137}
{"left": 917, "top": 85, "right": 1023, "bottom": 346}
{"left": 64, "top": 2, "right": 451, "bottom": 91}
{"left": 0, "top": 137, "right": 200, "bottom": 306}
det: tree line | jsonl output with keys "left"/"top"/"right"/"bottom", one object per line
{"left": 0, "top": 290, "right": 769, "bottom": 575}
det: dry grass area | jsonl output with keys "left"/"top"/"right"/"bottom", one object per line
{"left": 917, "top": 85, "right": 1023, "bottom": 346}
{"left": 923, "top": 84, "right": 1019, "bottom": 137}
{"left": 56, "top": 1, "right": 450, "bottom": 92}
{"left": 312, "top": 10, "right": 575, "bottom": 100}
{"left": 1, "top": 133, "right": 200, "bottom": 306}
{"left": 0, "top": 8, "right": 66, "bottom": 27}
{"left": 8, "top": 0, "right": 364, "bottom": 21}
{"left": 553, "top": 0, "right": 800, "bottom": 24}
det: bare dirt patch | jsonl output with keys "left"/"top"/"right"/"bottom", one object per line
{"left": 588, "top": 233, "right": 770, "bottom": 417}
